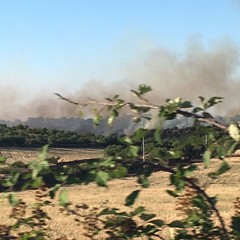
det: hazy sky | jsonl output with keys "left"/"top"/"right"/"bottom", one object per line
{"left": 1, "top": 0, "right": 240, "bottom": 119}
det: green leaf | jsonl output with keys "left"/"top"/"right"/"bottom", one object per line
{"left": 215, "top": 145, "right": 226, "bottom": 159}
{"left": 170, "top": 165, "right": 186, "bottom": 192}
{"left": 113, "top": 94, "right": 120, "bottom": 100}
{"left": 129, "top": 104, "right": 150, "bottom": 114}
{"left": 125, "top": 190, "right": 140, "bottom": 206}
{"left": 0, "top": 156, "right": 6, "bottom": 164}
{"left": 168, "top": 220, "right": 184, "bottom": 228}
{"left": 131, "top": 206, "right": 145, "bottom": 216}
{"left": 228, "top": 124, "right": 240, "bottom": 141}
{"left": 208, "top": 196, "right": 217, "bottom": 206}
{"left": 149, "top": 219, "right": 164, "bottom": 227}
{"left": 143, "top": 225, "right": 156, "bottom": 234}
{"left": 202, "top": 112, "right": 213, "bottom": 118}
{"left": 184, "top": 165, "right": 197, "bottom": 177}
{"left": 140, "top": 213, "right": 156, "bottom": 221}
{"left": 38, "top": 144, "right": 49, "bottom": 161}
{"left": 99, "top": 157, "right": 115, "bottom": 167}
{"left": 208, "top": 172, "right": 217, "bottom": 179}
{"left": 31, "top": 176, "right": 43, "bottom": 188}
{"left": 30, "top": 146, "right": 49, "bottom": 180}
{"left": 192, "top": 106, "right": 203, "bottom": 113}
{"left": 122, "top": 136, "right": 133, "bottom": 144}
{"left": 105, "top": 97, "right": 113, "bottom": 102}
{"left": 30, "top": 160, "right": 49, "bottom": 180}
{"left": 181, "top": 101, "right": 193, "bottom": 108}
{"left": 108, "top": 109, "right": 119, "bottom": 125}
{"left": 139, "top": 84, "right": 152, "bottom": 95}
{"left": 166, "top": 190, "right": 179, "bottom": 197}
{"left": 199, "top": 96, "right": 223, "bottom": 109}
{"left": 3, "top": 173, "right": 20, "bottom": 187}
{"left": 96, "top": 171, "right": 109, "bottom": 187}
{"left": 110, "top": 166, "right": 127, "bottom": 179}
{"left": 232, "top": 216, "right": 240, "bottom": 233}
{"left": 12, "top": 172, "right": 20, "bottom": 184}
{"left": 208, "top": 161, "right": 230, "bottom": 179}
{"left": 93, "top": 113, "right": 103, "bottom": 126}
{"left": 127, "top": 145, "right": 139, "bottom": 157}
{"left": 98, "top": 208, "right": 119, "bottom": 216}
{"left": 227, "top": 141, "right": 239, "bottom": 155}
{"left": 137, "top": 175, "right": 150, "bottom": 188}
{"left": 178, "top": 135, "right": 203, "bottom": 147}
{"left": 107, "top": 115, "right": 115, "bottom": 125}
{"left": 32, "top": 168, "right": 39, "bottom": 180}
{"left": 59, "top": 189, "right": 69, "bottom": 207}
{"left": 154, "top": 127, "right": 162, "bottom": 143}
{"left": 203, "top": 148, "right": 212, "bottom": 167}
{"left": 131, "top": 89, "right": 140, "bottom": 97}
{"left": 131, "top": 84, "right": 152, "bottom": 98}
{"left": 8, "top": 193, "right": 19, "bottom": 206}
{"left": 132, "top": 128, "right": 148, "bottom": 142}
{"left": 199, "top": 96, "right": 205, "bottom": 104}
{"left": 49, "top": 184, "right": 61, "bottom": 199}
{"left": 205, "top": 96, "right": 223, "bottom": 109}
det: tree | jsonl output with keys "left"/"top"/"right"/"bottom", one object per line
{"left": 0, "top": 84, "right": 240, "bottom": 239}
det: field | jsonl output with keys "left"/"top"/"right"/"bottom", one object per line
{"left": 0, "top": 147, "right": 105, "bottom": 164}
{"left": 0, "top": 148, "right": 240, "bottom": 239}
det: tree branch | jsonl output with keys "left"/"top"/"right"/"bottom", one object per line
{"left": 55, "top": 93, "right": 228, "bottom": 131}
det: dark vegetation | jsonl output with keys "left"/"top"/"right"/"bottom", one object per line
{"left": 0, "top": 123, "right": 234, "bottom": 192}
{"left": 106, "top": 125, "right": 231, "bottom": 162}
{"left": 0, "top": 123, "right": 118, "bottom": 148}
{"left": 0, "top": 122, "right": 231, "bottom": 162}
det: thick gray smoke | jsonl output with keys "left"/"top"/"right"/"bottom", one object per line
{"left": 1, "top": 41, "right": 240, "bottom": 121}
{"left": 125, "top": 41, "right": 240, "bottom": 116}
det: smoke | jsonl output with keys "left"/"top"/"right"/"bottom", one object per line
{"left": 125, "top": 40, "right": 240, "bottom": 116}
{"left": 1, "top": 40, "right": 240, "bottom": 121}
{"left": 70, "top": 40, "right": 240, "bottom": 117}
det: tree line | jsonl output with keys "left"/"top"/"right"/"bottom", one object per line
{"left": 0, "top": 123, "right": 233, "bottom": 164}
{"left": 0, "top": 124, "right": 118, "bottom": 148}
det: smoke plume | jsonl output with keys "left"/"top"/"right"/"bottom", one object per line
{"left": 1, "top": 40, "right": 240, "bottom": 121}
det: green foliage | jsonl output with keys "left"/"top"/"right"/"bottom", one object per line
{"left": 0, "top": 123, "right": 118, "bottom": 148}
{"left": 1, "top": 85, "right": 240, "bottom": 239}
{"left": 125, "top": 190, "right": 141, "bottom": 206}
{"left": 0, "top": 155, "right": 6, "bottom": 164}
{"left": 58, "top": 189, "right": 69, "bottom": 207}
{"left": 95, "top": 204, "right": 164, "bottom": 239}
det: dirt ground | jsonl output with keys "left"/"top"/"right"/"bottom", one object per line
{"left": 0, "top": 147, "right": 104, "bottom": 164}
{"left": 0, "top": 148, "right": 240, "bottom": 239}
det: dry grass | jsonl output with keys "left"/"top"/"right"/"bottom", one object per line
{"left": 0, "top": 148, "right": 240, "bottom": 239}
{"left": 0, "top": 147, "right": 104, "bottom": 164}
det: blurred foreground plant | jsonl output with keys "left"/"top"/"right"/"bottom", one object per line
{"left": 0, "top": 84, "right": 240, "bottom": 239}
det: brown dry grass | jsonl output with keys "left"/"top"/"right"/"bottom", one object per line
{"left": 0, "top": 147, "right": 104, "bottom": 164}
{"left": 0, "top": 148, "right": 240, "bottom": 239}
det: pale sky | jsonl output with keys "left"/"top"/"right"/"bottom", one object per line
{"left": 1, "top": 0, "right": 240, "bottom": 119}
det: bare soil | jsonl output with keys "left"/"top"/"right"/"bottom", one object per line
{"left": 0, "top": 148, "right": 240, "bottom": 239}
{"left": 0, "top": 147, "right": 104, "bottom": 164}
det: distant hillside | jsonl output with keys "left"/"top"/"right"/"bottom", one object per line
{"left": 0, "top": 115, "right": 139, "bottom": 135}
{"left": 1, "top": 114, "right": 239, "bottom": 135}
